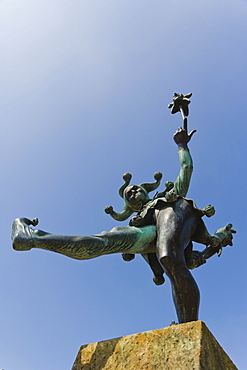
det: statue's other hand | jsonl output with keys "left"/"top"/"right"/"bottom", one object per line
{"left": 104, "top": 205, "right": 113, "bottom": 215}
{"left": 214, "top": 223, "right": 236, "bottom": 248}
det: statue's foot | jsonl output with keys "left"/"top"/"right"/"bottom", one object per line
{"left": 12, "top": 218, "right": 37, "bottom": 251}
{"left": 170, "top": 321, "right": 178, "bottom": 326}
{"left": 153, "top": 275, "right": 165, "bottom": 285}
{"left": 13, "top": 236, "right": 33, "bottom": 251}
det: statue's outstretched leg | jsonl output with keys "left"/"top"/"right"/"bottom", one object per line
{"left": 155, "top": 200, "right": 200, "bottom": 323}
{"left": 12, "top": 218, "right": 157, "bottom": 260}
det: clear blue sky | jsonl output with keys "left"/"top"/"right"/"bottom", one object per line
{"left": 1, "top": 1, "right": 247, "bottom": 369}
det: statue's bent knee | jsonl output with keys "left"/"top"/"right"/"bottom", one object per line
{"left": 160, "top": 255, "right": 185, "bottom": 276}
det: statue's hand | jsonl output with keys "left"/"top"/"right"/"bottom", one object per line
{"left": 104, "top": 206, "right": 113, "bottom": 215}
{"left": 173, "top": 118, "right": 196, "bottom": 146}
{"left": 214, "top": 223, "right": 236, "bottom": 248}
{"left": 202, "top": 223, "right": 236, "bottom": 259}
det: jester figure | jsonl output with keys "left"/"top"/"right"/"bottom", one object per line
{"left": 12, "top": 93, "right": 235, "bottom": 324}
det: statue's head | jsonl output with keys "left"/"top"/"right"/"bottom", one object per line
{"left": 105, "top": 172, "right": 162, "bottom": 221}
{"left": 123, "top": 184, "right": 150, "bottom": 212}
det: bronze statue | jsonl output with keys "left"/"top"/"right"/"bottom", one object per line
{"left": 12, "top": 93, "right": 236, "bottom": 324}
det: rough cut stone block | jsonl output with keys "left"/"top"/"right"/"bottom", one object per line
{"left": 72, "top": 321, "right": 237, "bottom": 369}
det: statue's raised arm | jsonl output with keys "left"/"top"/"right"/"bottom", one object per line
{"left": 173, "top": 118, "right": 196, "bottom": 197}
{"left": 168, "top": 92, "right": 196, "bottom": 198}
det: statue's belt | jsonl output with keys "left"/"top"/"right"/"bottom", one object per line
{"left": 130, "top": 197, "right": 203, "bottom": 227}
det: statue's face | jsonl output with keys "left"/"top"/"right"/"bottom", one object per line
{"left": 125, "top": 185, "right": 147, "bottom": 207}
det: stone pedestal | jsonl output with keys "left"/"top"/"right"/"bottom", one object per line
{"left": 72, "top": 321, "right": 237, "bottom": 369}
